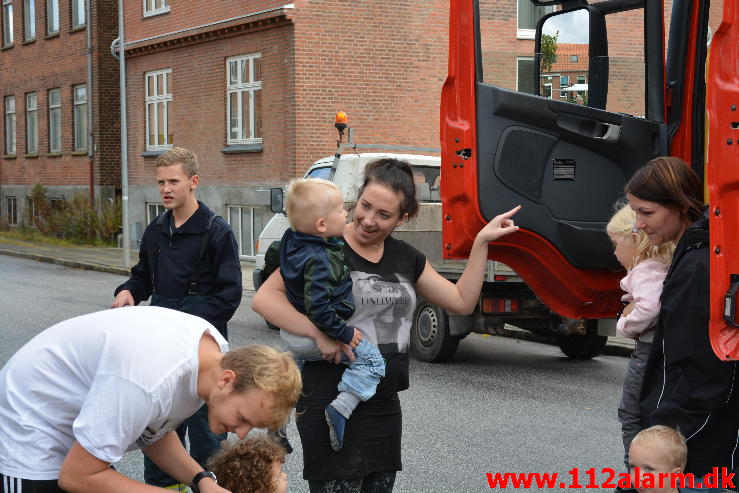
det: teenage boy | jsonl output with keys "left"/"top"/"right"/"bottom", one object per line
{"left": 112, "top": 147, "right": 242, "bottom": 489}
{"left": 0, "top": 306, "right": 301, "bottom": 493}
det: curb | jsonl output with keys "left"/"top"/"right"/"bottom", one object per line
{"left": 0, "top": 248, "right": 131, "bottom": 276}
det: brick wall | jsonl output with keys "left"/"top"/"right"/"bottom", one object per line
{"left": 0, "top": 0, "right": 119, "bottom": 198}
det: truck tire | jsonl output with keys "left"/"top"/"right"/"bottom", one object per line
{"left": 410, "top": 300, "right": 460, "bottom": 363}
{"left": 557, "top": 321, "right": 607, "bottom": 359}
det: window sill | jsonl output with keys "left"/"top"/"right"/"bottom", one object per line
{"left": 142, "top": 150, "right": 167, "bottom": 158}
{"left": 143, "top": 7, "right": 170, "bottom": 18}
{"left": 516, "top": 28, "right": 535, "bottom": 40}
{"left": 69, "top": 25, "right": 86, "bottom": 34}
{"left": 44, "top": 32, "right": 60, "bottom": 40}
{"left": 3, "top": 154, "right": 17, "bottom": 159}
{"left": 46, "top": 152, "right": 62, "bottom": 157}
{"left": 1, "top": 44, "right": 14, "bottom": 51}
{"left": 25, "top": 153, "right": 39, "bottom": 159}
{"left": 221, "top": 144, "right": 263, "bottom": 154}
{"left": 71, "top": 150, "right": 88, "bottom": 156}
{"left": 22, "top": 38, "right": 36, "bottom": 45}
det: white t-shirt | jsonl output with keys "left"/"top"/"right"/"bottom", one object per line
{"left": 0, "top": 306, "right": 228, "bottom": 480}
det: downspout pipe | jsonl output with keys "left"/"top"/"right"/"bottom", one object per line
{"left": 86, "top": 0, "right": 94, "bottom": 205}
{"left": 112, "top": 0, "right": 130, "bottom": 268}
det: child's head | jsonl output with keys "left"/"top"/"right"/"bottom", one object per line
{"left": 285, "top": 178, "right": 347, "bottom": 238}
{"left": 628, "top": 426, "right": 687, "bottom": 493}
{"left": 207, "top": 436, "right": 288, "bottom": 493}
{"left": 607, "top": 203, "right": 674, "bottom": 270}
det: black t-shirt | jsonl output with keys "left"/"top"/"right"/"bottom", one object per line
{"left": 297, "top": 236, "right": 426, "bottom": 481}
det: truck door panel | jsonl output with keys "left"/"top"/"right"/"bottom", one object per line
{"left": 476, "top": 84, "right": 664, "bottom": 270}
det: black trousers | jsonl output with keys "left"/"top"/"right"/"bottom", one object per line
{"left": 1, "top": 475, "right": 66, "bottom": 493}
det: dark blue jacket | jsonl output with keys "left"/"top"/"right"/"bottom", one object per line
{"left": 279, "top": 229, "right": 354, "bottom": 344}
{"left": 114, "top": 202, "right": 242, "bottom": 330}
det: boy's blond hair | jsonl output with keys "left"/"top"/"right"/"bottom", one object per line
{"left": 607, "top": 202, "right": 674, "bottom": 267}
{"left": 631, "top": 425, "right": 688, "bottom": 470}
{"left": 285, "top": 178, "right": 342, "bottom": 232}
{"left": 153, "top": 147, "right": 199, "bottom": 177}
{"left": 221, "top": 345, "right": 301, "bottom": 430}
{"left": 207, "top": 436, "right": 285, "bottom": 493}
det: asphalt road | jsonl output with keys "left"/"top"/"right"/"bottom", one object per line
{"left": 0, "top": 255, "right": 630, "bottom": 492}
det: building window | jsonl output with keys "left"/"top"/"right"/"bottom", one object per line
{"left": 4, "top": 96, "right": 15, "bottom": 155}
{"left": 226, "top": 54, "right": 262, "bottom": 145}
{"left": 46, "top": 0, "right": 58, "bottom": 34}
{"left": 25, "top": 196, "right": 36, "bottom": 223}
{"left": 560, "top": 75, "right": 569, "bottom": 87}
{"left": 145, "top": 69, "right": 173, "bottom": 151}
{"left": 227, "top": 205, "right": 268, "bottom": 258}
{"left": 577, "top": 75, "right": 586, "bottom": 85}
{"left": 22, "top": 0, "right": 34, "bottom": 40}
{"left": 6, "top": 196, "right": 17, "bottom": 225}
{"left": 143, "top": 0, "right": 168, "bottom": 17}
{"left": 571, "top": 55, "right": 578, "bottom": 63}
{"left": 48, "top": 88, "right": 61, "bottom": 153}
{"left": 2, "top": 0, "right": 13, "bottom": 46}
{"left": 71, "top": 0, "right": 84, "bottom": 27}
{"left": 517, "top": 0, "right": 554, "bottom": 38}
{"left": 516, "top": 57, "right": 535, "bottom": 95}
{"left": 26, "top": 92, "right": 37, "bottom": 154}
{"left": 73, "top": 84, "right": 87, "bottom": 151}
{"left": 146, "top": 202, "right": 165, "bottom": 223}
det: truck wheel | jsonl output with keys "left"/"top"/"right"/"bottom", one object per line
{"left": 557, "top": 321, "right": 607, "bottom": 359}
{"left": 411, "top": 300, "right": 460, "bottom": 363}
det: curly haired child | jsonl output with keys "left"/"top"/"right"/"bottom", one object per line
{"left": 206, "top": 437, "right": 287, "bottom": 493}
{"left": 607, "top": 203, "right": 674, "bottom": 467}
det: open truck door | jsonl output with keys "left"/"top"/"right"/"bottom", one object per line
{"left": 441, "top": 0, "right": 737, "bottom": 356}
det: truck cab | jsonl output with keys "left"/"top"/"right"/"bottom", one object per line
{"left": 442, "top": 0, "right": 737, "bottom": 359}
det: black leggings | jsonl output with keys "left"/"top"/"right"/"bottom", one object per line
{"left": 308, "top": 471, "right": 397, "bottom": 493}
{"left": 1, "top": 475, "right": 66, "bottom": 493}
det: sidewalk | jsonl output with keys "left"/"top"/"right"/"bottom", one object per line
{"left": 0, "top": 235, "right": 633, "bottom": 357}
{"left": 0, "top": 235, "right": 257, "bottom": 291}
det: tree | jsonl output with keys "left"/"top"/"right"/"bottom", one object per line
{"left": 540, "top": 32, "right": 559, "bottom": 73}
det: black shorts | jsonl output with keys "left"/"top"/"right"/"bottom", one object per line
{"left": 1, "top": 475, "right": 66, "bottom": 493}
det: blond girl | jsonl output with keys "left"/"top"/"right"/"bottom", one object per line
{"left": 607, "top": 203, "right": 673, "bottom": 465}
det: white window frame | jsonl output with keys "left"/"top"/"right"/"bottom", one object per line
{"left": 71, "top": 0, "right": 84, "bottom": 27}
{"left": 46, "top": 0, "right": 58, "bottom": 34}
{"left": 2, "top": 0, "right": 13, "bottom": 46}
{"left": 226, "top": 53, "right": 262, "bottom": 145}
{"left": 73, "top": 84, "right": 87, "bottom": 151}
{"left": 543, "top": 83, "right": 552, "bottom": 99}
{"left": 577, "top": 75, "right": 586, "bottom": 85}
{"left": 145, "top": 69, "right": 173, "bottom": 151}
{"left": 227, "top": 205, "right": 267, "bottom": 259}
{"left": 23, "top": 0, "right": 34, "bottom": 40}
{"left": 146, "top": 202, "right": 165, "bottom": 223}
{"left": 26, "top": 92, "right": 37, "bottom": 154}
{"left": 4, "top": 96, "right": 15, "bottom": 155}
{"left": 517, "top": 0, "right": 554, "bottom": 39}
{"left": 559, "top": 75, "right": 569, "bottom": 87}
{"left": 143, "top": 0, "right": 168, "bottom": 17}
{"left": 48, "top": 88, "right": 61, "bottom": 153}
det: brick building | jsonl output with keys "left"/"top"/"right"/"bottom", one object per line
{"left": 0, "top": 0, "right": 120, "bottom": 226}
{"left": 1, "top": 0, "right": 724, "bottom": 258}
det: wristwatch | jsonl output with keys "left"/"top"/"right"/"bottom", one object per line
{"left": 190, "top": 470, "right": 217, "bottom": 493}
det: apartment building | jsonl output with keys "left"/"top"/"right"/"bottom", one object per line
{"left": 0, "top": 0, "right": 119, "bottom": 226}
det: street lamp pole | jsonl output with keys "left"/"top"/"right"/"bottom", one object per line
{"left": 116, "top": 0, "right": 130, "bottom": 268}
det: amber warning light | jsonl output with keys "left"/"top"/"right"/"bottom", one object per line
{"left": 335, "top": 111, "right": 348, "bottom": 137}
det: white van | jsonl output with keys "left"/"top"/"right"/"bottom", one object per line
{"left": 253, "top": 151, "right": 604, "bottom": 363}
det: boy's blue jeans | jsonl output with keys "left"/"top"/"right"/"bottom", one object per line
{"left": 281, "top": 331, "right": 385, "bottom": 401}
